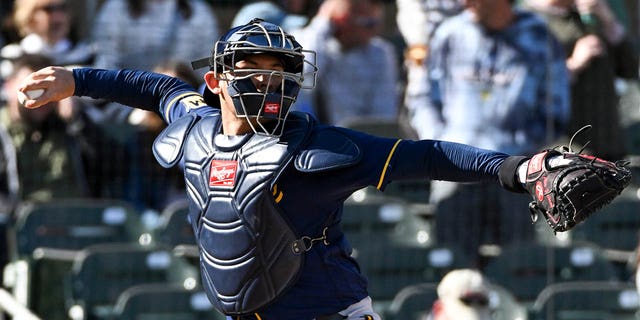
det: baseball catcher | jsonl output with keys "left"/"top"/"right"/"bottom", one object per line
{"left": 17, "top": 18, "right": 632, "bottom": 320}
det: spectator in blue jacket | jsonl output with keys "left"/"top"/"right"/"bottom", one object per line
{"left": 405, "top": 0, "right": 570, "bottom": 263}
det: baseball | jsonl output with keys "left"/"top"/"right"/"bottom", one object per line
{"left": 17, "top": 89, "right": 44, "bottom": 105}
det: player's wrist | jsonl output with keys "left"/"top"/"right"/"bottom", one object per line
{"left": 517, "top": 159, "right": 528, "bottom": 185}
{"left": 498, "top": 156, "right": 529, "bottom": 193}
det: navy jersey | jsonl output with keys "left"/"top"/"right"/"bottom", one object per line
{"left": 73, "top": 68, "right": 511, "bottom": 319}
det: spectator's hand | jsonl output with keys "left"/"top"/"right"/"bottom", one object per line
{"left": 18, "top": 66, "right": 75, "bottom": 109}
{"left": 567, "top": 34, "right": 604, "bottom": 73}
{"left": 575, "top": 0, "right": 598, "bottom": 16}
{"left": 575, "top": 0, "right": 615, "bottom": 22}
{"left": 575, "top": 0, "right": 624, "bottom": 44}
{"left": 317, "top": 0, "right": 350, "bottom": 24}
{"left": 404, "top": 44, "right": 429, "bottom": 66}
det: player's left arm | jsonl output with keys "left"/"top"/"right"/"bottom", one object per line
{"left": 384, "top": 139, "right": 511, "bottom": 186}
{"left": 336, "top": 128, "right": 511, "bottom": 191}
{"left": 350, "top": 128, "right": 631, "bottom": 233}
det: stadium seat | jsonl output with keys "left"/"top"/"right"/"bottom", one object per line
{"left": 355, "top": 243, "right": 473, "bottom": 302}
{"left": 27, "top": 250, "right": 78, "bottom": 320}
{"left": 342, "top": 192, "right": 407, "bottom": 226}
{"left": 342, "top": 191, "right": 434, "bottom": 246}
{"left": 341, "top": 192, "right": 411, "bottom": 248}
{"left": 3, "top": 199, "right": 146, "bottom": 319}
{"left": 384, "top": 281, "right": 527, "bottom": 320}
{"left": 383, "top": 282, "right": 439, "bottom": 320}
{"left": 10, "top": 198, "right": 145, "bottom": 258}
{"left": 529, "top": 281, "right": 640, "bottom": 320}
{"left": 483, "top": 242, "right": 620, "bottom": 303}
{"left": 65, "top": 243, "right": 200, "bottom": 320}
{"left": 386, "top": 204, "right": 434, "bottom": 248}
{"left": 570, "top": 185, "right": 640, "bottom": 252}
{"left": 111, "top": 283, "right": 225, "bottom": 320}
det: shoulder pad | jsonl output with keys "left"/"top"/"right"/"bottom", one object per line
{"left": 152, "top": 113, "right": 200, "bottom": 168}
{"left": 295, "top": 128, "right": 361, "bottom": 173}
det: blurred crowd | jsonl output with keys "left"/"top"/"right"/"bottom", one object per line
{"left": 0, "top": 0, "right": 639, "bottom": 302}
{"left": 1, "top": 0, "right": 637, "bottom": 201}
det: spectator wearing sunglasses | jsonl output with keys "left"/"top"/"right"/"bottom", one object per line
{"left": 427, "top": 269, "right": 492, "bottom": 320}
{"left": 291, "top": 0, "right": 401, "bottom": 126}
{"left": 1, "top": 0, "right": 93, "bottom": 145}
{"left": 0, "top": 0, "right": 94, "bottom": 72}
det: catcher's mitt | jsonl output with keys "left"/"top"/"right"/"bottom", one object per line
{"left": 524, "top": 148, "right": 631, "bottom": 233}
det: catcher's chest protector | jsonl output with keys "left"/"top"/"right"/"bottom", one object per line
{"left": 176, "top": 115, "right": 312, "bottom": 315}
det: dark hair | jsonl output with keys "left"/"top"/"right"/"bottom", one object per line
{"left": 127, "top": 0, "right": 193, "bottom": 19}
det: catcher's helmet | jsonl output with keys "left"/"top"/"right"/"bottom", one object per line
{"left": 192, "top": 18, "right": 317, "bottom": 136}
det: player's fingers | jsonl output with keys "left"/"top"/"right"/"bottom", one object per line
{"left": 18, "top": 66, "right": 52, "bottom": 93}
{"left": 19, "top": 90, "right": 50, "bottom": 109}
{"left": 18, "top": 80, "right": 53, "bottom": 109}
{"left": 18, "top": 66, "right": 75, "bottom": 108}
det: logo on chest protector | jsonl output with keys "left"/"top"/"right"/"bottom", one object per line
{"left": 209, "top": 160, "right": 238, "bottom": 187}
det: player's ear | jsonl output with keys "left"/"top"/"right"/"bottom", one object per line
{"left": 204, "top": 71, "right": 222, "bottom": 94}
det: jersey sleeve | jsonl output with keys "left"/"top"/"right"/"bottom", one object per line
{"left": 387, "top": 139, "right": 509, "bottom": 185}
{"left": 72, "top": 68, "right": 217, "bottom": 124}
{"left": 337, "top": 127, "right": 510, "bottom": 191}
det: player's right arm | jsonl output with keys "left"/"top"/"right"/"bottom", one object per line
{"left": 18, "top": 67, "right": 211, "bottom": 124}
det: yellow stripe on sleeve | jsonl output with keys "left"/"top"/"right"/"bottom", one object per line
{"left": 376, "top": 139, "right": 402, "bottom": 190}
{"left": 164, "top": 92, "right": 205, "bottom": 120}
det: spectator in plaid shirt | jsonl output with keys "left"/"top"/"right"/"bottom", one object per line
{"left": 291, "top": 0, "right": 400, "bottom": 125}
{"left": 405, "top": 0, "right": 570, "bottom": 264}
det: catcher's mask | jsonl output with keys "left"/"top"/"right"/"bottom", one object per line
{"left": 192, "top": 18, "right": 317, "bottom": 136}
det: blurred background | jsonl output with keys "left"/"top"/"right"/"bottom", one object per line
{"left": 0, "top": 0, "right": 638, "bottom": 319}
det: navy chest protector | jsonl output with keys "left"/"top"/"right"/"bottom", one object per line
{"left": 152, "top": 112, "right": 360, "bottom": 315}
